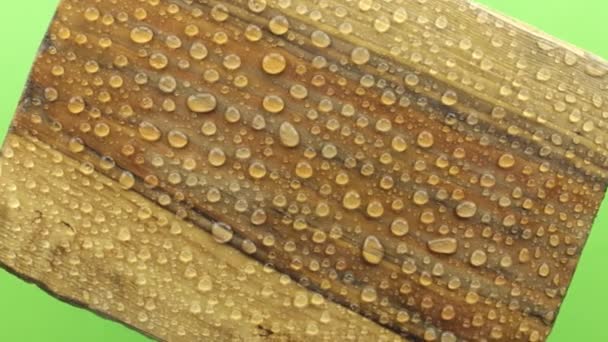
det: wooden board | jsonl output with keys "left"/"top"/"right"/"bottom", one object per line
{"left": 2, "top": 0, "right": 608, "bottom": 340}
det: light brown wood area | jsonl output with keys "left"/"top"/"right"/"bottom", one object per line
{"left": 2, "top": 0, "right": 608, "bottom": 341}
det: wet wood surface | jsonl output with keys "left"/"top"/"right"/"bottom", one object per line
{"left": 1, "top": 0, "right": 608, "bottom": 341}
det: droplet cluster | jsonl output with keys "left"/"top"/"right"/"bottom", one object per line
{"left": 3, "top": 0, "right": 607, "bottom": 341}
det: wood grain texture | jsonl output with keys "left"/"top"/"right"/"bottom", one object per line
{"left": 2, "top": 0, "right": 608, "bottom": 341}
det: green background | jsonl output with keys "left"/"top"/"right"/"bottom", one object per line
{"left": 0, "top": 1, "right": 606, "bottom": 340}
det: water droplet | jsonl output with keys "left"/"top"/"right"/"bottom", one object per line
{"left": 268, "top": 15, "right": 289, "bottom": 35}
{"left": 536, "top": 68, "right": 552, "bottom": 81}
{"left": 290, "top": 84, "right": 308, "bottom": 99}
{"left": 197, "top": 275, "right": 213, "bottom": 292}
{"left": 366, "top": 200, "right": 384, "bottom": 218}
{"left": 130, "top": 26, "right": 154, "bottom": 44}
{"left": 119, "top": 171, "right": 135, "bottom": 190}
{"left": 470, "top": 249, "right": 487, "bottom": 267}
{"left": 311, "top": 30, "right": 331, "bottom": 48}
{"left": 138, "top": 121, "right": 161, "bottom": 142}
{"left": 208, "top": 147, "right": 226, "bottom": 167}
{"left": 158, "top": 75, "right": 177, "bottom": 93}
{"left": 190, "top": 42, "right": 208, "bottom": 60}
{"left": 295, "top": 161, "right": 313, "bottom": 179}
{"left": 564, "top": 51, "right": 578, "bottom": 66}
{"left": 441, "top": 90, "right": 458, "bottom": 106}
{"left": 393, "top": 7, "right": 408, "bottom": 23}
{"left": 361, "top": 286, "right": 378, "bottom": 302}
{"left": 417, "top": 130, "right": 434, "bottom": 148}
{"left": 351, "top": 47, "right": 370, "bottom": 65}
{"left": 498, "top": 153, "right": 515, "bottom": 169}
{"left": 94, "top": 123, "right": 110, "bottom": 138}
{"left": 187, "top": 93, "right": 217, "bottom": 113}
{"left": 84, "top": 7, "right": 100, "bottom": 21}
{"left": 117, "top": 227, "right": 132, "bottom": 241}
{"left": 413, "top": 190, "right": 429, "bottom": 205}
{"left": 248, "top": 161, "right": 267, "bottom": 179}
{"left": 373, "top": 16, "right": 391, "bottom": 33}
{"left": 68, "top": 96, "right": 85, "bottom": 114}
{"left": 211, "top": 4, "right": 230, "bottom": 22}
{"left": 440, "top": 305, "right": 455, "bottom": 320}
{"left": 435, "top": 15, "right": 448, "bottom": 29}
{"left": 427, "top": 238, "right": 458, "bottom": 254}
{"left": 362, "top": 235, "right": 384, "bottom": 264}
{"left": 262, "top": 95, "right": 284, "bottom": 113}
{"left": 223, "top": 54, "right": 241, "bottom": 70}
{"left": 585, "top": 63, "right": 607, "bottom": 77}
{"left": 149, "top": 52, "right": 168, "bottom": 69}
{"left": 455, "top": 201, "right": 477, "bottom": 219}
{"left": 244, "top": 24, "right": 263, "bottom": 41}
{"left": 248, "top": 0, "right": 267, "bottom": 13}
{"left": 211, "top": 222, "right": 233, "bottom": 243}
{"left": 7, "top": 197, "right": 20, "bottom": 209}
{"left": 262, "top": 52, "right": 287, "bottom": 75}
{"left": 342, "top": 190, "right": 361, "bottom": 210}
{"left": 279, "top": 121, "right": 300, "bottom": 147}
{"left": 390, "top": 218, "right": 409, "bottom": 236}
{"left": 167, "top": 130, "right": 189, "bottom": 149}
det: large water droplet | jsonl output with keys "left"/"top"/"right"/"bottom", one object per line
{"left": 187, "top": 93, "right": 217, "bottom": 113}
{"left": 427, "top": 238, "right": 458, "bottom": 254}
{"left": 362, "top": 235, "right": 384, "bottom": 265}
{"left": 130, "top": 26, "right": 154, "bottom": 44}
{"left": 279, "top": 121, "right": 300, "bottom": 147}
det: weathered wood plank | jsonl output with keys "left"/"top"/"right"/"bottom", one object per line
{"left": 0, "top": 132, "right": 400, "bottom": 341}
{"left": 2, "top": 0, "right": 608, "bottom": 341}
